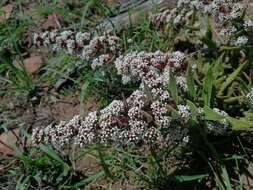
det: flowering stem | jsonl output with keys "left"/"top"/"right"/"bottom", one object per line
{"left": 150, "top": 145, "right": 165, "bottom": 176}
{"left": 96, "top": 145, "right": 114, "bottom": 180}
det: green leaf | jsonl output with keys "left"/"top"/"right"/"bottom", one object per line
{"left": 208, "top": 162, "right": 226, "bottom": 190}
{"left": 202, "top": 66, "right": 213, "bottom": 106}
{"left": 186, "top": 65, "right": 196, "bottom": 98}
{"left": 80, "top": 82, "right": 90, "bottom": 104}
{"left": 168, "top": 105, "right": 179, "bottom": 117}
{"left": 74, "top": 171, "right": 105, "bottom": 187}
{"left": 214, "top": 76, "right": 226, "bottom": 87}
{"left": 169, "top": 174, "right": 208, "bottom": 182}
{"left": 223, "top": 96, "right": 243, "bottom": 103}
{"left": 187, "top": 100, "right": 198, "bottom": 119}
{"left": 212, "top": 54, "right": 224, "bottom": 80}
{"left": 226, "top": 117, "right": 252, "bottom": 130}
{"left": 39, "top": 144, "right": 65, "bottom": 164}
{"left": 221, "top": 165, "right": 233, "bottom": 190}
{"left": 56, "top": 164, "right": 70, "bottom": 183}
{"left": 204, "top": 105, "right": 224, "bottom": 121}
{"left": 205, "top": 16, "right": 212, "bottom": 40}
{"left": 33, "top": 173, "right": 42, "bottom": 184}
{"left": 218, "top": 62, "right": 246, "bottom": 96}
{"left": 201, "top": 16, "right": 217, "bottom": 50}
{"left": 168, "top": 75, "right": 178, "bottom": 103}
{"left": 16, "top": 175, "right": 30, "bottom": 190}
{"left": 80, "top": 82, "right": 90, "bottom": 115}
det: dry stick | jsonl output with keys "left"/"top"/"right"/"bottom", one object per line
{"left": 0, "top": 139, "right": 14, "bottom": 152}
{"left": 94, "top": 0, "right": 177, "bottom": 33}
{"left": 118, "top": 0, "right": 146, "bottom": 13}
{"left": 10, "top": 129, "right": 19, "bottom": 141}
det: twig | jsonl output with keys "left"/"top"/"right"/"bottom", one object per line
{"left": 0, "top": 139, "right": 14, "bottom": 152}
{"left": 94, "top": 0, "right": 177, "bottom": 33}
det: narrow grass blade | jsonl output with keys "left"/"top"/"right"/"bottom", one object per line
{"left": 39, "top": 144, "right": 65, "bottom": 164}
{"left": 74, "top": 171, "right": 105, "bottom": 187}
{"left": 168, "top": 75, "right": 178, "bottom": 103}
{"left": 186, "top": 64, "right": 196, "bottom": 98}
{"left": 169, "top": 174, "right": 208, "bottom": 182}
{"left": 204, "top": 105, "right": 224, "bottom": 121}
{"left": 202, "top": 66, "right": 213, "bottom": 106}
{"left": 218, "top": 62, "right": 246, "bottom": 96}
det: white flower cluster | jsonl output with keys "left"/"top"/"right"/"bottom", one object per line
{"left": 177, "top": 105, "right": 191, "bottom": 123}
{"left": 246, "top": 88, "right": 253, "bottom": 105}
{"left": 32, "top": 0, "right": 252, "bottom": 148}
{"left": 151, "top": 100, "right": 171, "bottom": 128}
{"left": 210, "top": 2, "right": 244, "bottom": 22}
{"left": 34, "top": 30, "right": 122, "bottom": 69}
{"left": 219, "top": 26, "right": 237, "bottom": 38}
{"left": 208, "top": 108, "right": 229, "bottom": 132}
{"left": 115, "top": 50, "right": 186, "bottom": 85}
{"left": 32, "top": 50, "right": 191, "bottom": 147}
{"left": 75, "top": 112, "right": 98, "bottom": 147}
{"left": 244, "top": 20, "right": 253, "bottom": 30}
{"left": 151, "top": 0, "right": 252, "bottom": 46}
{"left": 169, "top": 51, "right": 186, "bottom": 69}
{"left": 233, "top": 36, "right": 248, "bottom": 46}
{"left": 150, "top": 0, "right": 194, "bottom": 27}
{"left": 32, "top": 115, "right": 81, "bottom": 146}
{"left": 176, "top": 76, "right": 188, "bottom": 92}
{"left": 192, "top": 107, "right": 230, "bottom": 133}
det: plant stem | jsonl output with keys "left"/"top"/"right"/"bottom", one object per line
{"left": 96, "top": 144, "right": 114, "bottom": 180}
{"left": 150, "top": 145, "right": 165, "bottom": 176}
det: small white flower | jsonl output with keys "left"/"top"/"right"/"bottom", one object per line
{"left": 91, "top": 54, "right": 111, "bottom": 70}
{"left": 178, "top": 105, "right": 191, "bottom": 122}
{"left": 212, "top": 108, "right": 229, "bottom": 128}
{"left": 244, "top": 20, "right": 253, "bottom": 30}
{"left": 169, "top": 51, "right": 185, "bottom": 69}
{"left": 176, "top": 76, "right": 188, "bottom": 92}
{"left": 246, "top": 88, "right": 253, "bottom": 104}
{"left": 233, "top": 36, "right": 248, "bottom": 46}
{"left": 183, "top": 136, "right": 190, "bottom": 143}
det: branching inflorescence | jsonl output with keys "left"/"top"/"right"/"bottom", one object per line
{"left": 34, "top": 30, "right": 122, "bottom": 70}
{"left": 151, "top": 0, "right": 253, "bottom": 46}
{"left": 32, "top": 0, "right": 250, "bottom": 149}
{"left": 32, "top": 50, "right": 190, "bottom": 147}
{"left": 32, "top": 47, "right": 232, "bottom": 148}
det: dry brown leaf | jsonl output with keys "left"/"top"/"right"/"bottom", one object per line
{"left": 23, "top": 55, "right": 43, "bottom": 74}
{"left": 0, "top": 4, "right": 14, "bottom": 23}
{"left": 0, "top": 128, "right": 19, "bottom": 156}
{"left": 13, "top": 55, "right": 43, "bottom": 74}
{"left": 241, "top": 162, "right": 253, "bottom": 189}
{"left": 41, "top": 13, "right": 62, "bottom": 30}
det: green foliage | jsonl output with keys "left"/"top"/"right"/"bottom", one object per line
{"left": 202, "top": 64, "right": 213, "bottom": 106}
{"left": 186, "top": 64, "right": 196, "bottom": 99}
{"left": 218, "top": 61, "right": 247, "bottom": 96}
{"left": 0, "top": 53, "right": 36, "bottom": 96}
{"left": 1, "top": 1, "right": 253, "bottom": 190}
{"left": 0, "top": 10, "right": 36, "bottom": 96}
{"left": 1, "top": 133, "right": 104, "bottom": 190}
{"left": 204, "top": 105, "right": 225, "bottom": 121}
{"left": 201, "top": 16, "right": 217, "bottom": 51}
{"left": 168, "top": 74, "right": 178, "bottom": 103}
